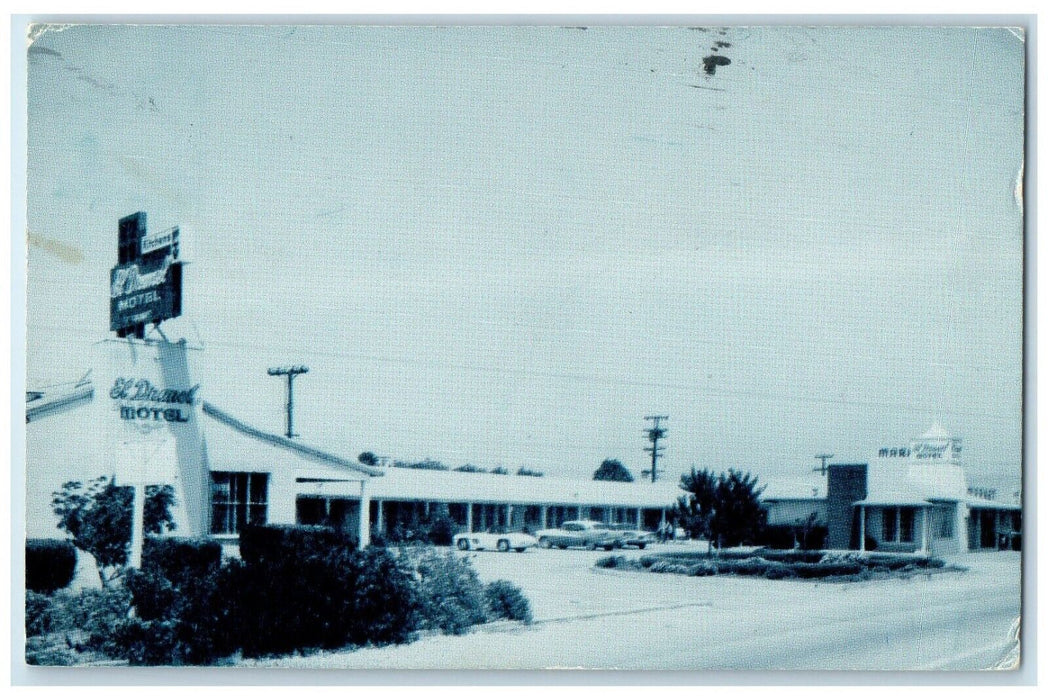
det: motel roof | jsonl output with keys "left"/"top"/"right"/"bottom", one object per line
{"left": 202, "top": 402, "right": 383, "bottom": 478}
{"left": 365, "top": 465, "right": 683, "bottom": 508}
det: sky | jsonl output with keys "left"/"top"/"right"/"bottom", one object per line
{"left": 24, "top": 24, "right": 1025, "bottom": 496}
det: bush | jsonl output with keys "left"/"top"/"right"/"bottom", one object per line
{"left": 755, "top": 525, "right": 798, "bottom": 550}
{"left": 800, "top": 526, "right": 828, "bottom": 550}
{"left": 406, "top": 549, "right": 490, "bottom": 635}
{"left": 122, "top": 538, "right": 237, "bottom": 665}
{"left": 427, "top": 516, "right": 455, "bottom": 547}
{"left": 649, "top": 561, "right": 693, "bottom": 575}
{"left": 25, "top": 591, "right": 56, "bottom": 637}
{"left": 235, "top": 527, "right": 419, "bottom": 657}
{"left": 485, "top": 580, "right": 533, "bottom": 624}
{"left": 26, "top": 539, "right": 77, "bottom": 594}
{"left": 791, "top": 561, "right": 866, "bottom": 578}
{"left": 141, "top": 537, "right": 222, "bottom": 583}
{"left": 25, "top": 587, "right": 132, "bottom": 663}
{"left": 238, "top": 524, "right": 357, "bottom": 565}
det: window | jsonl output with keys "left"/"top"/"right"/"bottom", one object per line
{"left": 899, "top": 508, "right": 915, "bottom": 542}
{"left": 882, "top": 507, "right": 897, "bottom": 542}
{"left": 211, "top": 472, "right": 268, "bottom": 535}
{"left": 881, "top": 506, "right": 916, "bottom": 543}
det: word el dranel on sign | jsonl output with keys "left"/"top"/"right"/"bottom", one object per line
{"left": 111, "top": 378, "right": 199, "bottom": 424}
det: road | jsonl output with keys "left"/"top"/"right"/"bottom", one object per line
{"left": 248, "top": 546, "right": 1022, "bottom": 671}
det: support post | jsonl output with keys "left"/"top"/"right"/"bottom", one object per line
{"left": 636, "top": 507, "right": 643, "bottom": 528}
{"left": 129, "top": 483, "right": 146, "bottom": 569}
{"left": 505, "top": 503, "right": 512, "bottom": 530}
{"left": 921, "top": 506, "right": 930, "bottom": 554}
{"left": 466, "top": 503, "right": 474, "bottom": 532}
{"left": 541, "top": 505, "right": 548, "bottom": 529}
{"left": 859, "top": 506, "right": 866, "bottom": 552}
{"left": 358, "top": 480, "right": 371, "bottom": 550}
{"left": 375, "top": 500, "right": 384, "bottom": 534}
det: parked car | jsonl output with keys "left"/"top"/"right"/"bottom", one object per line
{"left": 534, "top": 520, "right": 623, "bottom": 550}
{"left": 453, "top": 530, "right": 537, "bottom": 552}
{"left": 604, "top": 523, "right": 656, "bottom": 549}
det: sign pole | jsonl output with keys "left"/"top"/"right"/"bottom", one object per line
{"left": 129, "top": 482, "right": 146, "bottom": 568}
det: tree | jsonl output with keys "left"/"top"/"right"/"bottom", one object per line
{"left": 673, "top": 468, "right": 765, "bottom": 552}
{"left": 358, "top": 452, "right": 379, "bottom": 466}
{"left": 713, "top": 470, "right": 766, "bottom": 548}
{"left": 51, "top": 476, "right": 177, "bottom": 586}
{"left": 593, "top": 459, "right": 634, "bottom": 482}
{"left": 674, "top": 468, "right": 717, "bottom": 548}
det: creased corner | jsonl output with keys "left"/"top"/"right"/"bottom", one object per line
{"left": 27, "top": 23, "right": 73, "bottom": 48}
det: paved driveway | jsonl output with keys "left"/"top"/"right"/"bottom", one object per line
{"left": 250, "top": 547, "right": 1022, "bottom": 671}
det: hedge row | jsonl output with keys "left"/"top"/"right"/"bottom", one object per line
{"left": 116, "top": 528, "right": 532, "bottom": 665}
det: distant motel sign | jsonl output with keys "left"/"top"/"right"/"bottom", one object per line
{"left": 110, "top": 212, "right": 184, "bottom": 337}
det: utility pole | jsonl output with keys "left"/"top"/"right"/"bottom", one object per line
{"left": 814, "top": 453, "right": 834, "bottom": 476}
{"left": 643, "top": 415, "right": 669, "bottom": 483}
{"left": 268, "top": 365, "right": 309, "bottom": 438}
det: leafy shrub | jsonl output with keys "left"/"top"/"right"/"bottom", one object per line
{"left": 25, "top": 587, "right": 132, "bottom": 663}
{"left": 406, "top": 549, "right": 490, "bottom": 635}
{"left": 344, "top": 548, "right": 424, "bottom": 646}
{"left": 141, "top": 537, "right": 222, "bottom": 582}
{"left": 51, "top": 478, "right": 176, "bottom": 587}
{"left": 688, "top": 561, "right": 719, "bottom": 576}
{"left": 597, "top": 555, "right": 644, "bottom": 571}
{"left": 26, "top": 539, "right": 77, "bottom": 594}
{"left": 122, "top": 538, "right": 237, "bottom": 665}
{"left": 234, "top": 527, "right": 419, "bottom": 657}
{"left": 427, "top": 515, "right": 455, "bottom": 546}
{"left": 800, "top": 526, "right": 828, "bottom": 550}
{"left": 755, "top": 525, "right": 798, "bottom": 550}
{"left": 25, "top": 591, "right": 56, "bottom": 637}
{"left": 238, "top": 524, "right": 357, "bottom": 565}
{"left": 485, "top": 580, "right": 533, "bottom": 623}
{"left": 818, "top": 551, "right": 866, "bottom": 565}
{"left": 649, "top": 561, "right": 692, "bottom": 575}
{"left": 756, "top": 549, "right": 825, "bottom": 564}
{"left": 791, "top": 561, "right": 865, "bottom": 578}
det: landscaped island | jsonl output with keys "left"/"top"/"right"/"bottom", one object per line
{"left": 595, "top": 548, "right": 962, "bottom": 582}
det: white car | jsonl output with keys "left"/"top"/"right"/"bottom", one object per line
{"left": 453, "top": 531, "right": 538, "bottom": 553}
{"left": 534, "top": 520, "right": 624, "bottom": 550}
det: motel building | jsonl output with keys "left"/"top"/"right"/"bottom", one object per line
{"left": 25, "top": 213, "right": 681, "bottom": 568}
{"left": 24, "top": 339, "right": 683, "bottom": 557}
{"left": 822, "top": 424, "right": 1022, "bottom": 556}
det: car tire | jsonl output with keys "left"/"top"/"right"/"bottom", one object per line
{"left": 497, "top": 539, "right": 510, "bottom": 552}
{"left": 637, "top": 543, "right": 646, "bottom": 550}
{"left": 539, "top": 537, "right": 552, "bottom": 549}
{"left": 515, "top": 547, "right": 527, "bottom": 553}
{"left": 557, "top": 544, "right": 567, "bottom": 549}
{"left": 603, "top": 544, "right": 614, "bottom": 551}
{"left": 588, "top": 542, "right": 598, "bottom": 551}
{"left": 457, "top": 539, "right": 470, "bottom": 551}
